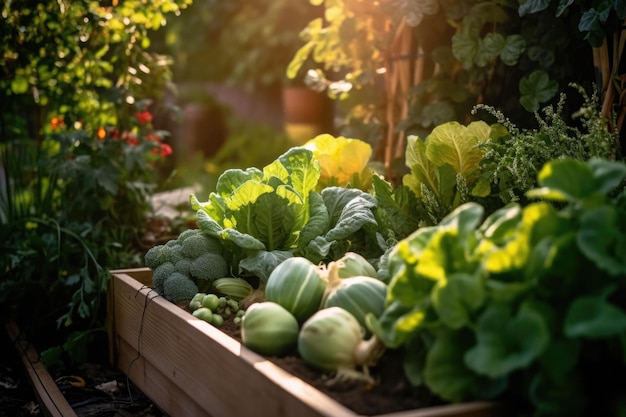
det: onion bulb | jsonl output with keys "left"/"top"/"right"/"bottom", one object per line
{"left": 297, "top": 307, "right": 384, "bottom": 382}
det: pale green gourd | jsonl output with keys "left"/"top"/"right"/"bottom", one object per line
{"left": 241, "top": 301, "right": 299, "bottom": 357}
{"left": 264, "top": 257, "right": 327, "bottom": 323}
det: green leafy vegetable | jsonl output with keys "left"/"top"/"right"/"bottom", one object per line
{"left": 370, "top": 157, "right": 626, "bottom": 415}
{"left": 402, "top": 121, "right": 499, "bottom": 224}
{"left": 191, "top": 146, "right": 388, "bottom": 281}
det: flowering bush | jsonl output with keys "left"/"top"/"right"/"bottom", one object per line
{"left": 0, "top": 0, "right": 186, "bottom": 364}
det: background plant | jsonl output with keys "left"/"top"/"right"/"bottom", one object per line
{"left": 151, "top": 0, "right": 321, "bottom": 90}
{"left": 289, "top": 0, "right": 625, "bottom": 182}
{"left": 0, "top": 0, "right": 186, "bottom": 363}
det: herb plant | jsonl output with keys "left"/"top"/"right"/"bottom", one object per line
{"left": 476, "top": 85, "right": 619, "bottom": 206}
{"left": 369, "top": 157, "right": 626, "bottom": 416}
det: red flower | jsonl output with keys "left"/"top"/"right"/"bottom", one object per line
{"left": 156, "top": 143, "right": 172, "bottom": 157}
{"left": 135, "top": 111, "right": 153, "bottom": 125}
{"left": 51, "top": 116, "right": 64, "bottom": 130}
{"left": 145, "top": 133, "right": 160, "bottom": 142}
{"left": 97, "top": 126, "right": 106, "bottom": 140}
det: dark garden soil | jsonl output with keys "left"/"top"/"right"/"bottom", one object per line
{"left": 182, "top": 304, "right": 444, "bottom": 416}
{"left": 0, "top": 325, "right": 166, "bottom": 417}
{"left": 2, "top": 306, "right": 442, "bottom": 417}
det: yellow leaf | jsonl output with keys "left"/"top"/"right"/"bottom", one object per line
{"left": 303, "top": 134, "right": 372, "bottom": 189}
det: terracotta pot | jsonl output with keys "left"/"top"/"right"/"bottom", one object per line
{"left": 282, "top": 86, "right": 333, "bottom": 144}
{"left": 174, "top": 103, "right": 227, "bottom": 160}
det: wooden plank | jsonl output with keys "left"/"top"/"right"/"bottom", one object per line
{"left": 109, "top": 269, "right": 502, "bottom": 417}
{"left": 116, "top": 337, "right": 210, "bottom": 417}
{"left": 4, "top": 321, "right": 78, "bottom": 417}
{"left": 110, "top": 271, "right": 355, "bottom": 417}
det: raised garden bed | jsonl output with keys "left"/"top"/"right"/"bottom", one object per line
{"left": 107, "top": 268, "right": 503, "bottom": 417}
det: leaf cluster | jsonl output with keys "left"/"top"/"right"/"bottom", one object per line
{"left": 0, "top": 0, "right": 187, "bottom": 364}
{"left": 402, "top": 120, "right": 505, "bottom": 225}
{"left": 476, "top": 85, "right": 619, "bottom": 206}
{"left": 190, "top": 147, "right": 389, "bottom": 282}
{"left": 289, "top": 0, "right": 612, "bottom": 153}
{"left": 369, "top": 157, "right": 626, "bottom": 416}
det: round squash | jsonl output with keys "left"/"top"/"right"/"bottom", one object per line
{"left": 241, "top": 302, "right": 299, "bottom": 357}
{"left": 323, "top": 276, "right": 387, "bottom": 331}
{"left": 265, "top": 257, "right": 326, "bottom": 323}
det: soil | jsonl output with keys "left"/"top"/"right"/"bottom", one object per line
{"left": 0, "top": 325, "right": 166, "bottom": 417}
{"left": 216, "top": 315, "right": 443, "bottom": 416}
{"left": 2, "top": 305, "right": 442, "bottom": 417}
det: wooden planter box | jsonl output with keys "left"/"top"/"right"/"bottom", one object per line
{"left": 108, "top": 268, "right": 502, "bottom": 417}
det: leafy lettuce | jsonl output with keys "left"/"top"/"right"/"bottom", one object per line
{"left": 370, "top": 158, "right": 626, "bottom": 415}
{"left": 190, "top": 147, "right": 387, "bottom": 281}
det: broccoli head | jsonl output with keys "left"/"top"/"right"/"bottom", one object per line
{"left": 181, "top": 232, "right": 223, "bottom": 259}
{"left": 144, "top": 244, "right": 163, "bottom": 270}
{"left": 177, "top": 228, "right": 202, "bottom": 242}
{"left": 152, "top": 261, "right": 176, "bottom": 295}
{"left": 162, "top": 272, "right": 199, "bottom": 303}
{"left": 174, "top": 258, "right": 192, "bottom": 276}
{"left": 189, "top": 252, "right": 229, "bottom": 282}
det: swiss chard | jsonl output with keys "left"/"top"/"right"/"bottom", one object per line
{"left": 369, "top": 157, "right": 626, "bottom": 416}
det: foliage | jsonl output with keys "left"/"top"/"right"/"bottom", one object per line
{"left": 402, "top": 120, "right": 502, "bottom": 224}
{"left": 477, "top": 85, "right": 620, "bottom": 206}
{"left": 152, "top": 0, "right": 321, "bottom": 89}
{"left": 395, "top": 87, "right": 620, "bottom": 229}
{"left": 1, "top": 0, "right": 189, "bottom": 132}
{"left": 0, "top": 0, "right": 184, "bottom": 363}
{"left": 369, "top": 157, "right": 626, "bottom": 416}
{"left": 189, "top": 146, "right": 388, "bottom": 282}
{"left": 519, "top": 0, "right": 626, "bottom": 47}
{"left": 288, "top": 0, "right": 623, "bottom": 177}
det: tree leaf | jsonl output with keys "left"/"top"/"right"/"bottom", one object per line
{"left": 500, "top": 34, "right": 527, "bottom": 66}
{"left": 519, "top": 70, "right": 558, "bottom": 112}
{"left": 10, "top": 76, "right": 30, "bottom": 94}
{"left": 556, "top": 0, "right": 575, "bottom": 17}
{"left": 518, "top": 0, "right": 551, "bottom": 16}
{"left": 451, "top": 32, "right": 479, "bottom": 69}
